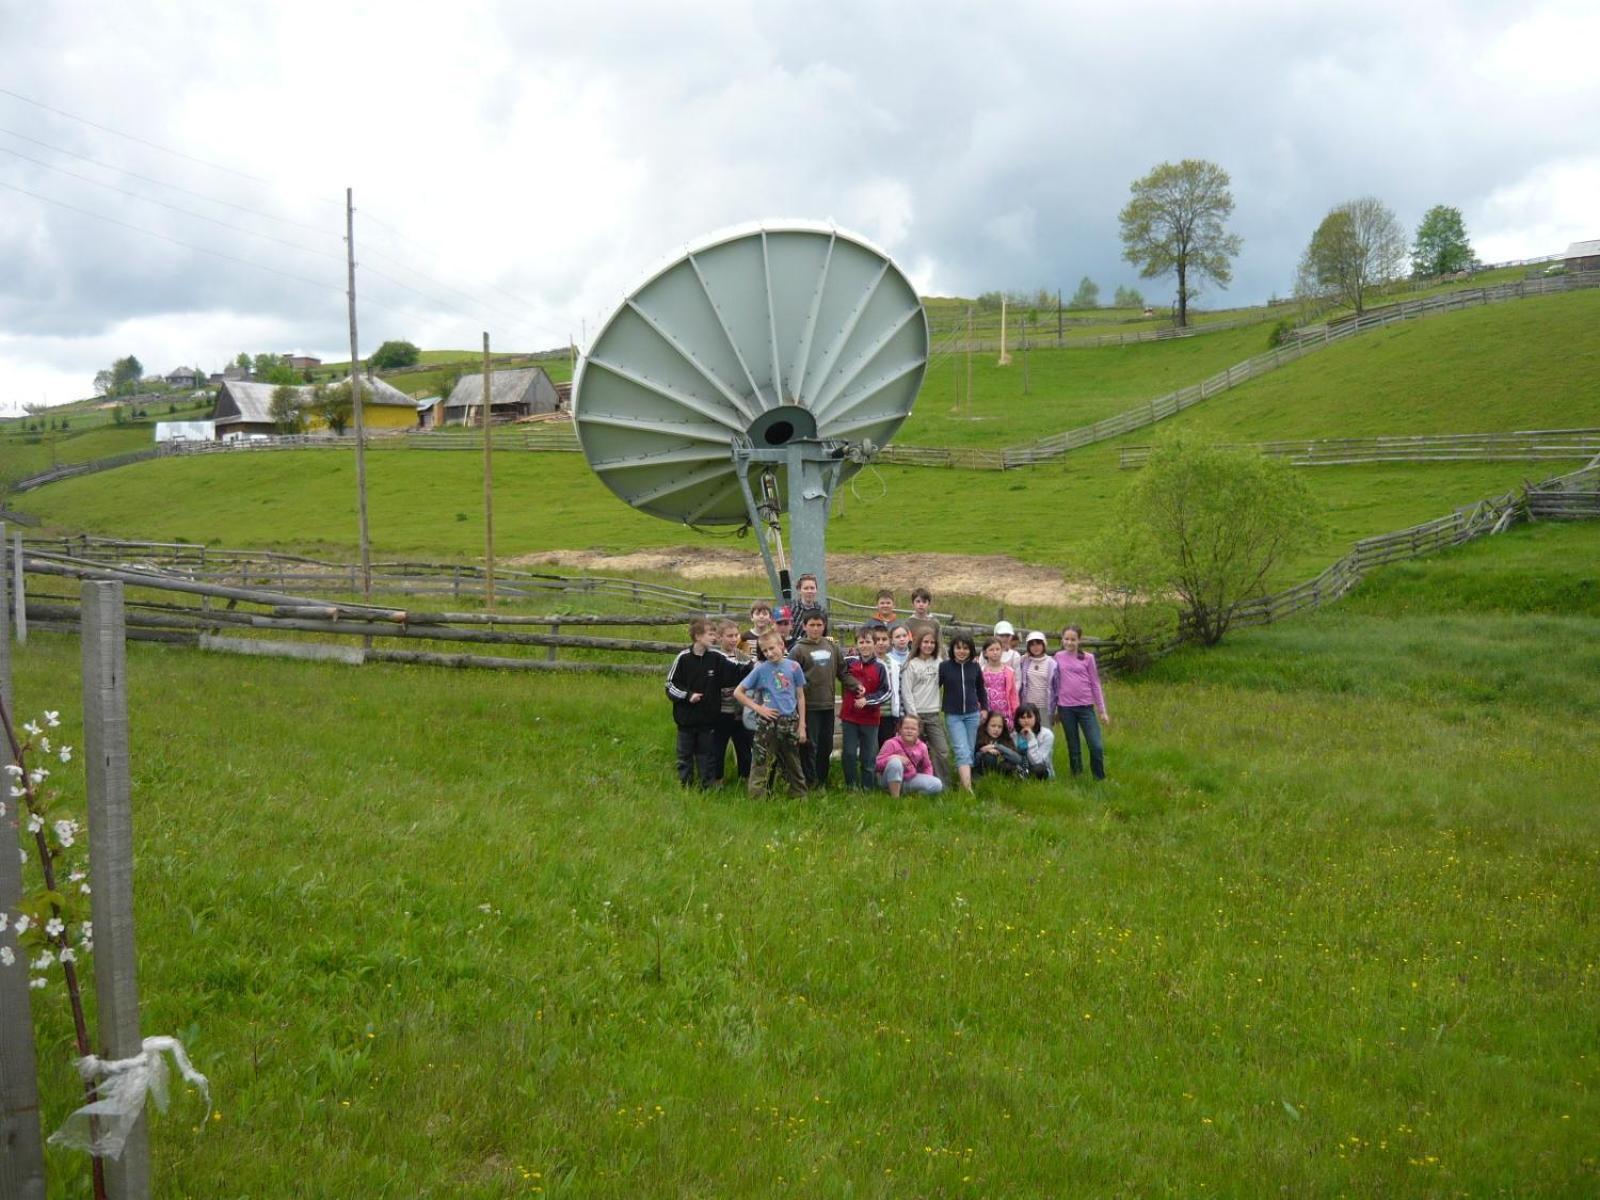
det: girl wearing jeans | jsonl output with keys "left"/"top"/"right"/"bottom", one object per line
{"left": 1052, "top": 625, "right": 1110, "bottom": 780}
{"left": 876, "top": 715, "right": 944, "bottom": 796}
{"left": 939, "top": 634, "right": 986, "bottom": 794}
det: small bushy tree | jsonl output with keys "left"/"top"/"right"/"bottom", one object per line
{"left": 1099, "top": 432, "right": 1319, "bottom": 645}
{"left": 269, "top": 384, "right": 305, "bottom": 433}
{"left": 1069, "top": 277, "right": 1100, "bottom": 309}
{"left": 1113, "top": 285, "right": 1145, "bottom": 309}
{"left": 314, "top": 381, "right": 354, "bottom": 435}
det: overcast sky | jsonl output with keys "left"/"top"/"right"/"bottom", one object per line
{"left": 1, "top": 0, "right": 1596, "bottom": 412}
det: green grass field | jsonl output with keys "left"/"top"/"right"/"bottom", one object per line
{"left": 10, "top": 519, "right": 1598, "bottom": 1197}
{"left": 906, "top": 287, "right": 1599, "bottom": 450}
{"left": 1, "top": 422, "right": 174, "bottom": 488}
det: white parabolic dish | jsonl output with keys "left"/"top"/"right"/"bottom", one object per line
{"left": 572, "top": 221, "right": 929, "bottom": 526}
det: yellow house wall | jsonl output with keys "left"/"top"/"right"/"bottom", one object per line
{"left": 304, "top": 404, "right": 417, "bottom": 433}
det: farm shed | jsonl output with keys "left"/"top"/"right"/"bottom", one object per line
{"left": 154, "top": 420, "right": 216, "bottom": 443}
{"left": 441, "top": 367, "right": 560, "bottom": 425}
{"left": 212, "top": 380, "right": 287, "bottom": 438}
{"left": 287, "top": 355, "right": 322, "bottom": 371}
{"left": 1563, "top": 239, "right": 1600, "bottom": 273}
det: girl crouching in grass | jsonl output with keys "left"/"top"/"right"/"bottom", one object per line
{"left": 974, "top": 710, "right": 1027, "bottom": 779}
{"left": 1012, "top": 703, "right": 1054, "bottom": 779}
{"left": 875, "top": 715, "right": 944, "bottom": 796}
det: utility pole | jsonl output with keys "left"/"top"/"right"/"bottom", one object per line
{"left": 1057, "top": 288, "right": 1063, "bottom": 346}
{"left": 1022, "top": 315, "right": 1030, "bottom": 395}
{"left": 345, "top": 188, "right": 372, "bottom": 599}
{"left": 998, "top": 297, "right": 1012, "bottom": 366}
{"left": 482, "top": 332, "right": 495, "bottom": 613}
{"left": 964, "top": 307, "right": 973, "bottom": 416}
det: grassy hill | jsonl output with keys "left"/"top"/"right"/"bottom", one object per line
{"left": 1105, "top": 289, "right": 1600, "bottom": 444}
{"left": 11, "top": 445, "right": 1576, "bottom": 595}
{"left": 10, "top": 518, "right": 1597, "bottom": 1195}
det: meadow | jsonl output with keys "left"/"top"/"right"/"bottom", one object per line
{"left": 11, "top": 519, "right": 1599, "bottom": 1197}
{"left": 12, "top": 445, "right": 1571, "bottom": 597}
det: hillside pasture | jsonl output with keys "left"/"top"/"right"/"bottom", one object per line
{"left": 12, "top": 445, "right": 1584, "bottom": 595}
{"left": 10, "top": 518, "right": 1599, "bottom": 1196}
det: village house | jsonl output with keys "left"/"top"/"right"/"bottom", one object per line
{"left": 211, "top": 376, "right": 418, "bottom": 439}
{"left": 165, "top": 366, "right": 202, "bottom": 389}
{"left": 286, "top": 355, "right": 322, "bottom": 372}
{"left": 440, "top": 366, "right": 560, "bottom": 426}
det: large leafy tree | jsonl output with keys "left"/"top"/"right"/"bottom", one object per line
{"left": 1299, "top": 197, "right": 1407, "bottom": 316}
{"left": 1119, "top": 159, "right": 1242, "bottom": 328}
{"left": 1068, "top": 277, "right": 1100, "bottom": 309}
{"left": 370, "top": 340, "right": 421, "bottom": 370}
{"left": 1098, "top": 431, "right": 1318, "bottom": 646}
{"left": 109, "top": 355, "right": 143, "bottom": 395}
{"left": 1411, "top": 205, "right": 1475, "bottom": 277}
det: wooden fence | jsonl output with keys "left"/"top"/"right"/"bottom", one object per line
{"left": 1117, "top": 429, "right": 1600, "bottom": 469}
{"left": 14, "top": 460, "right": 1599, "bottom": 678}
{"left": 986, "top": 270, "right": 1600, "bottom": 470}
{"left": 18, "top": 535, "right": 932, "bottom": 620}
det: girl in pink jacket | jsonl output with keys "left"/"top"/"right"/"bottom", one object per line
{"left": 876, "top": 715, "right": 945, "bottom": 796}
{"left": 1052, "top": 625, "right": 1110, "bottom": 780}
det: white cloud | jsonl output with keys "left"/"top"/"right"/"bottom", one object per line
{"left": 1, "top": 0, "right": 1597, "bottom": 408}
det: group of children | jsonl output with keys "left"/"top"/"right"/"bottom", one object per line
{"left": 664, "top": 577, "right": 1112, "bottom": 799}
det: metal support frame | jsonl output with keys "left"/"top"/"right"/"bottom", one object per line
{"left": 731, "top": 438, "right": 849, "bottom": 606}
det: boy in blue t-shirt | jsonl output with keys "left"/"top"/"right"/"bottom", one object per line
{"left": 735, "top": 630, "right": 808, "bottom": 799}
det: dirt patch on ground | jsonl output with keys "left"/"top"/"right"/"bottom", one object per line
{"left": 509, "top": 546, "right": 1098, "bottom": 607}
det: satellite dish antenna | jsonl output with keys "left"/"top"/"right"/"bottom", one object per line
{"left": 573, "top": 220, "right": 928, "bottom": 605}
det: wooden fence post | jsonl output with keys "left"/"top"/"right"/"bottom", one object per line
{"left": 81, "top": 580, "right": 150, "bottom": 1199}
{"left": 0, "top": 520, "right": 48, "bottom": 1200}
{"left": 11, "top": 534, "right": 24, "bottom": 645}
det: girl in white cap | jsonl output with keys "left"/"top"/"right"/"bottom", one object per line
{"left": 993, "top": 620, "right": 1022, "bottom": 670}
{"left": 1016, "top": 631, "right": 1058, "bottom": 723}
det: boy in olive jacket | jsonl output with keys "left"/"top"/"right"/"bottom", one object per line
{"left": 788, "top": 610, "right": 849, "bottom": 788}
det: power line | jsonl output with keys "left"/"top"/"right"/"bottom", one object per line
{"left": 0, "top": 88, "right": 576, "bottom": 344}
{"left": 0, "top": 85, "right": 294, "bottom": 191}
{"left": 0, "top": 123, "right": 556, "bottom": 332}
{"left": 0, "top": 125, "right": 342, "bottom": 238}
{"left": 0, "top": 145, "right": 346, "bottom": 264}
{"left": 0, "top": 177, "right": 337, "bottom": 292}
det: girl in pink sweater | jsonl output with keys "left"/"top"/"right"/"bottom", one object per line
{"left": 876, "top": 715, "right": 945, "bottom": 796}
{"left": 1052, "top": 625, "right": 1110, "bottom": 780}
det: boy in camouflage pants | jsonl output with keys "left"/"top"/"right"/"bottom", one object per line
{"left": 735, "top": 630, "right": 809, "bottom": 799}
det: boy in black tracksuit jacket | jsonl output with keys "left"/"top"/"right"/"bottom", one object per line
{"left": 665, "top": 618, "right": 749, "bottom": 787}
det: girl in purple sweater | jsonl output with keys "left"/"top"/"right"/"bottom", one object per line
{"left": 1052, "top": 625, "right": 1110, "bottom": 780}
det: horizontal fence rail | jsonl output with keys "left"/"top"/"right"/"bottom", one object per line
{"left": 1118, "top": 429, "right": 1600, "bottom": 469}
{"left": 15, "top": 461, "right": 1599, "bottom": 678}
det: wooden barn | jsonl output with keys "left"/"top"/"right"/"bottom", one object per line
{"left": 441, "top": 367, "right": 560, "bottom": 425}
{"left": 1563, "top": 239, "right": 1600, "bottom": 274}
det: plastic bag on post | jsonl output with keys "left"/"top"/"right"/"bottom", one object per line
{"left": 48, "top": 1035, "right": 211, "bottom": 1159}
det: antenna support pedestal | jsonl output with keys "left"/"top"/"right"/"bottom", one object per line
{"left": 732, "top": 439, "right": 848, "bottom": 607}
